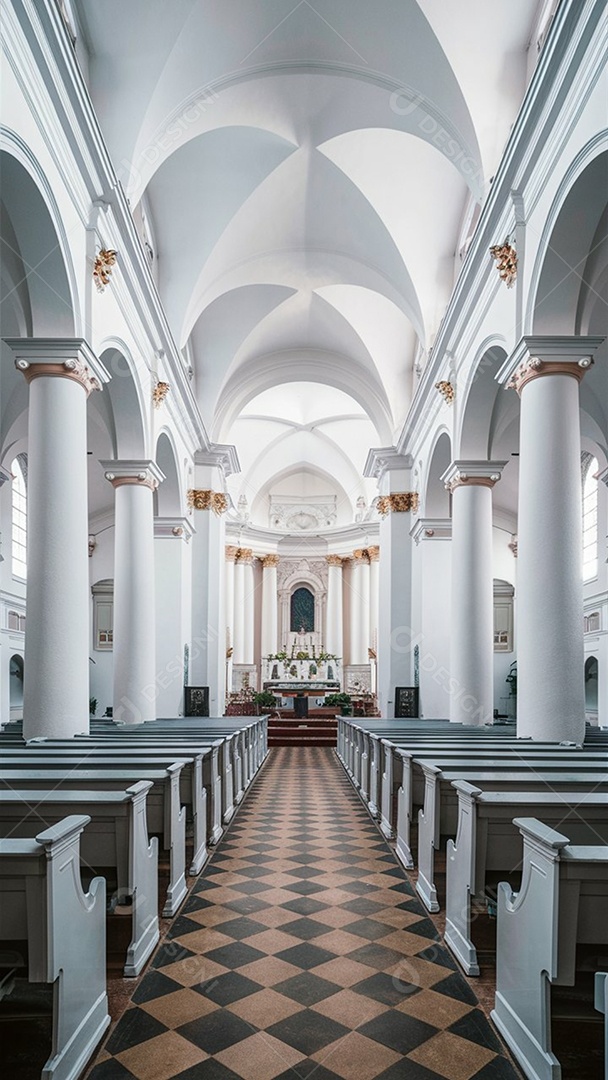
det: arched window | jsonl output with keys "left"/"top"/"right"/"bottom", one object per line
{"left": 11, "top": 455, "right": 27, "bottom": 579}
{"left": 582, "top": 455, "right": 598, "bottom": 582}
{"left": 290, "top": 587, "right": 315, "bottom": 633}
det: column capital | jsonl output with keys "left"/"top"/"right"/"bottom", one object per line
{"left": 368, "top": 545, "right": 380, "bottom": 562}
{"left": 154, "top": 516, "right": 194, "bottom": 542}
{"left": 259, "top": 554, "right": 279, "bottom": 568}
{"left": 5, "top": 338, "right": 110, "bottom": 396}
{"left": 376, "top": 492, "right": 419, "bottom": 515}
{"left": 235, "top": 547, "right": 253, "bottom": 564}
{"left": 101, "top": 459, "right": 165, "bottom": 492}
{"left": 498, "top": 335, "right": 604, "bottom": 395}
{"left": 326, "top": 554, "right": 345, "bottom": 567}
{"left": 352, "top": 548, "right": 371, "bottom": 562}
{"left": 225, "top": 545, "right": 239, "bottom": 562}
{"left": 187, "top": 488, "right": 229, "bottom": 514}
{"left": 442, "top": 461, "right": 507, "bottom": 493}
{"left": 410, "top": 517, "right": 452, "bottom": 544}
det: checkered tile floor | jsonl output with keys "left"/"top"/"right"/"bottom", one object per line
{"left": 87, "top": 748, "right": 520, "bottom": 1080}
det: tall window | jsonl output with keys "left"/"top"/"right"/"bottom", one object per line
{"left": 11, "top": 455, "right": 27, "bottom": 579}
{"left": 290, "top": 587, "right": 315, "bottom": 633}
{"left": 582, "top": 454, "right": 598, "bottom": 582}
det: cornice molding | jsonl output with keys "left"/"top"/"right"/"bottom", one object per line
{"left": 410, "top": 518, "right": 452, "bottom": 544}
{"left": 194, "top": 443, "right": 240, "bottom": 479}
{"left": 364, "top": 447, "right": 413, "bottom": 482}
{"left": 442, "top": 460, "right": 507, "bottom": 493}
{"left": 497, "top": 335, "right": 605, "bottom": 391}
{"left": 153, "top": 516, "right": 194, "bottom": 541}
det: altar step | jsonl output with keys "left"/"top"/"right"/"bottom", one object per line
{"left": 268, "top": 716, "right": 338, "bottom": 746}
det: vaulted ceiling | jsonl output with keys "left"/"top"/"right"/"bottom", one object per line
{"left": 76, "top": 0, "right": 538, "bottom": 528}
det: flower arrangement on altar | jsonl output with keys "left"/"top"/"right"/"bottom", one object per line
{"left": 265, "top": 643, "right": 339, "bottom": 663}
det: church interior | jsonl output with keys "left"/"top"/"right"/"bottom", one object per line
{"left": 0, "top": 1, "right": 607, "bottom": 1078}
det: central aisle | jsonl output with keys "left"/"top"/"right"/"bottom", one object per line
{"left": 89, "top": 748, "right": 519, "bottom": 1080}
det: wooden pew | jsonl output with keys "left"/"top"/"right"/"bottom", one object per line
{"left": 444, "top": 781, "right": 608, "bottom": 975}
{"left": 0, "top": 782, "right": 158, "bottom": 976}
{"left": 414, "top": 763, "right": 608, "bottom": 913}
{"left": 0, "top": 815, "right": 110, "bottom": 1080}
{"left": 491, "top": 818, "right": 608, "bottom": 1080}
{"left": 0, "top": 764, "right": 187, "bottom": 917}
{"left": 390, "top": 743, "right": 606, "bottom": 864}
{"left": 595, "top": 972, "right": 607, "bottom": 1067}
{"left": 4, "top": 742, "right": 219, "bottom": 855}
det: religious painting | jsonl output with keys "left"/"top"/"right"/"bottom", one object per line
{"left": 290, "top": 587, "right": 314, "bottom": 632}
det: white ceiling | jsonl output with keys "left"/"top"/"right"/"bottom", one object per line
{"left": 76, "top": 0, "right": 539, "bottom": 529}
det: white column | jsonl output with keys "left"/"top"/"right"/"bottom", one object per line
{"left": 325, "top": 556, "right": 344, "bottom": 658}
{"left": 260, "top": 555, "right": 279, "bottom": 657}
{"left": 8, "top": 341, "right": 109, "bottom": 739}
{"left": 233, "top": 553, "right": 246, "bottom": 664}
{"left": 225, "top": 545, "right": 236, "bottom": 658}
{"left": 242, "top": 551, "right": 255, "bottom": 665}
{"left": 188, "top": 475, "right": 229, "bottom": 716}
{"left": 499, "top": 336, "right": 603, "bottom": 742}
{"left": 369, "top": 545, "right": 380, "bottom": 653}
{"left": 410, "top": 519, "right": 452, "bottom": 719}
{"left": 154, "top": 517, "right": 194, "bottom": 717}
{"left": 103, "top": 460, "right": 164, "bottom": 724}
{"left": 349, "top": 550, "right": 370, "bottom": 664}
{"left": 365, "top": 451, "right": 418, "bottom": 716}
{"left": 442, "top": 463, "right": 505, "bottom": 726}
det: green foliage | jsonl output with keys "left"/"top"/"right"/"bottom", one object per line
{"left": 89, "top": 697, "right": 98, "bottom": 716}
{"left": 253, "top": 690, "right": 278, "bottom": 708}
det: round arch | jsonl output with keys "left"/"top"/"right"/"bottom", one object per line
{"left": 422, "top": 429, "right": 452, "bottom": 517}
{"left": 97, "top": 342, "right": 147, "bottom": 459}
{"left": 155, "top": 430, "right": 183, "bottom": 516}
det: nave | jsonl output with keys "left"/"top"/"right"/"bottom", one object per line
{"left": 85, "top": 746, "right": 520, "bottom": 1080}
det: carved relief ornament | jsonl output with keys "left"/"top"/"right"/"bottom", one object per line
{"left": 260, "top": 554, "right": 280, "bottom": 568}
{"left": 187, "top": 489, "right": 228, "bottom": 514}
{"left": 16, "top": 357, "right": 102, "bottom": 396}
{"left": 376, "top": 492, "right": 419, "bottom": 515}
{"left": 507, "top": 356, "right": 593, "bottom": 396}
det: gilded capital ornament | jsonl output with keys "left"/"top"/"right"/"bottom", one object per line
{"left": 235, "top": 547, "right": 253, "bottom": 563}
{"left": 93, "top": 248, "right": 118, "bottom": 292}
{"left": 260, "top": 554, "right": 280, "bottom": 568}
{"left": 187, "top": 489, "right": 228, "bottom": 515}
{"left": 376, "top": 492, "right": 419, "bottom": 516}
{"left": 489, "top": 241, "right": 517, "bottom": 288}
{"left": 225, "top": 545, "right": 238, "bottom": 562}
{"left": 352, "top": 548, "right": 370, "bottom": 562}
{"left": 326, "top": 554, "right": 344, "bottom": 567}
{"left": 367, "top": 545, "right": 380, "bottom": 562}
{"left": 435, "top": 380, "right": 455, "bottom": 405}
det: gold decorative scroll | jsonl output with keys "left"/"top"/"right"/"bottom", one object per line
{"left": 187, "top": 489, "right": 228, "bottom": 514}
{"left": 435, "top": 380, "right": 454, "bottom": 405}
{"left": 152, "top": 381, "right": 170, "bottom": 408}
{"left": 377, "top": 492, "right": 419, "bottom": 515}
{"left": 93, "top": 248, "right": 117, "bottom": 292}
{"left": 489, "top": 241, "right": 517, "bottom": 288}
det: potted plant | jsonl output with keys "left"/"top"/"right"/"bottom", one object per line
{"left": 253, "top": 690, "right": 278, "bottom": 715}
{"left": 89, "top": 697, "right": 98, "bottom": 717}
{"left": 324, "top": 692, "right": 353, "bottom": 716}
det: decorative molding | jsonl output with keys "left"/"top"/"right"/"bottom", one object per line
{"left": 435, "top": 380, "right": 455, "bottom": 405}
{"left": 194, "top": 444, "right": 240, "bottom": 480}
{"left": 442, "top": 461, "right": 507, "bottom": 493}
{"left": 225, "top": 545, "right": 239, "bottom": 562}
{"left": 152, "top": 380, "right": 170, "bottom": 409}
{"left": 93, "top": 248, "right": 117, "bottom": 292}
{"left": 498, "top": 336, "right": 604, "bottom": 394}
{"left": 5, "top": 338, "right": 110, "bottom": 396}
{"left": 154, "top": 516, "right": 194, "bottom": 542}
{"left": 260, "top": 554, "right": 280, "bottom": 568}
{"left": 269, "top": 495, "right": 337, "bottom": 531}
{"left": 101, "top": 458, "right": 165, "bottom": 493}
{"left": 376, "top": 492, "right": 419, "bottom": 515}
{"left": 364, "top": 447, "right": 413, "bottom": 481}
{"left": 352, "top": 548, "right": 371, "bottom": 563}
{"left": 187, "top": 489, "right": 228, "bottom": 515}
{"left": 367, "top": 545, "right": 380, "bottom": 562}
{"left": 489, "top": 240, "right": 518, "bottom": 288}
{"left": 410, "top": 518, "right": 452, "bottom": 545}
{"left": 88, "top": 534, "right": 97, "bottom": 557}
{"left": 508, "top": 534, "right": 519, "bottom": 557}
